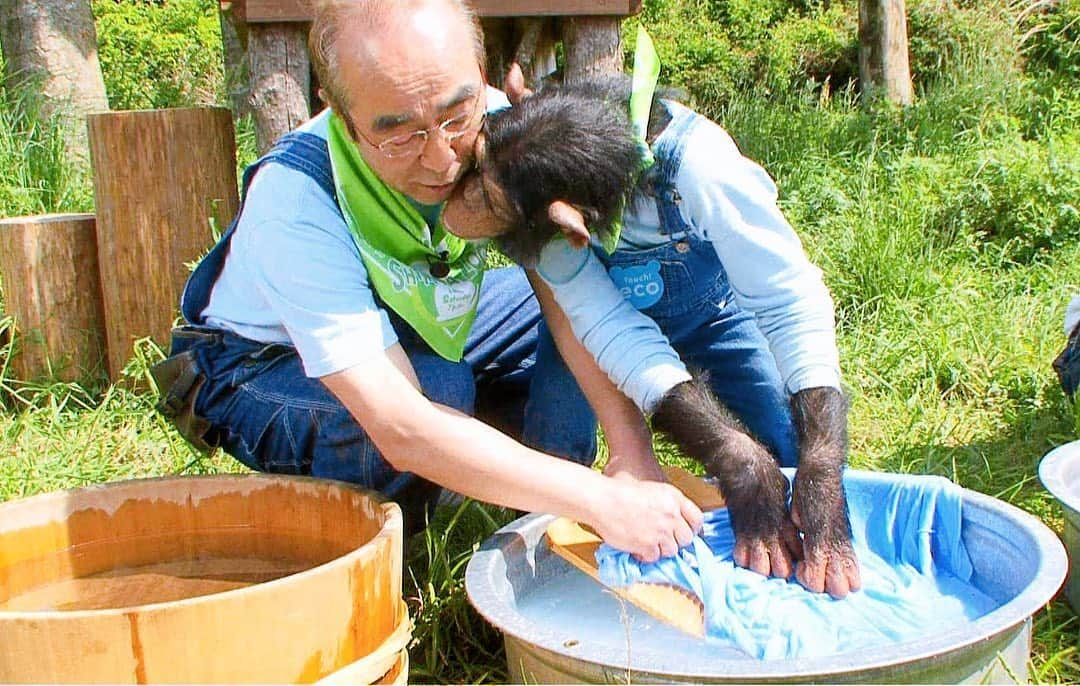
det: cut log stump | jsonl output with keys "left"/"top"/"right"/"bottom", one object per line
{"left": 0, "top": 213, "right": 107, "bottom": 382}
{"left": 86, "top": 107, "right": 239, "bottom": 381}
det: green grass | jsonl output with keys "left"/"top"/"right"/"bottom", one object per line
{"left": 1, "top": 0, "right": 1079, "bottom": 682}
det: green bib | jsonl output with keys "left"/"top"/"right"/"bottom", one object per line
{"left": 327, "top": 113, "right": 486, "bottom": 361}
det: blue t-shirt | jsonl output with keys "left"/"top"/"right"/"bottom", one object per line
{"left": 201, "top": 88, "right": 512, "bottom": 378}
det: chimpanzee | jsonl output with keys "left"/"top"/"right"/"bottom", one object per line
{"left": 441, "top": 74, "right": 861, "bottom": 598}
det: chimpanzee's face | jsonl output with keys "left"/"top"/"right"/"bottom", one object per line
{"left": 441, "top": 137, "right": 517, "bottom": 239}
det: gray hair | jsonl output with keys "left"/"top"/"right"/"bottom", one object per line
{"left": 309, "top": 0, "right": 486, "bottom": 116}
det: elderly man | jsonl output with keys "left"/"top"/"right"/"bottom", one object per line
{"left": 157, "top": 0, "right": 702, "bottom": 559}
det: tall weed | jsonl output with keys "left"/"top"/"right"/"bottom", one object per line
{"left": 0, "top": 63, "right": 92, "bottom": 217}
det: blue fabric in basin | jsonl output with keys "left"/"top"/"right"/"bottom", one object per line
{"left": 596, "top": 471, "right": 999, "bottom": 659}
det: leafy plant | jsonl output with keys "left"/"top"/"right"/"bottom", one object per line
{"left": 92, "top": 0, "right": 224, "bottom": 110}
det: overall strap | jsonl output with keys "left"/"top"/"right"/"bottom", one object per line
{"left": 180, "top": 131, "right": 338, "bottom": 324}
{"left": 648, "top": 104, "right": 700, "bottom": 239}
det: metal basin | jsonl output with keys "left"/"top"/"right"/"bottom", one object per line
{"left": 466, "top": 470, "right": 1067, "bottom": 684}
{"left": 1039, "top": 440, "right": 1080, "bottom": 612}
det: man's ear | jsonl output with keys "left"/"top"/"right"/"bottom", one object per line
{"left": 548, "top": 200, "right": 590, "bottom": 249}
{"left": 505, "top": 62, "right": 534, "bottom": 106}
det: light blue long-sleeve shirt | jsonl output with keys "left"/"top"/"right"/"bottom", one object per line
{"left": 537, "top": 102, "right": 841, "bottom": 412}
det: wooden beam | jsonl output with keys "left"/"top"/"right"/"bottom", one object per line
{"left": 244, "top": 0, "right": 640, "bottom": 23}
{"left": 858, "top": 0, "right": 914, "bottom": 106}
{"left": 562, "top": 16, "right": 624, "bottom": 83}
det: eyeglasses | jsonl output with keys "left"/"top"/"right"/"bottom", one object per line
{"left": 355, "top": 94, "right": 486, "bottom": 159}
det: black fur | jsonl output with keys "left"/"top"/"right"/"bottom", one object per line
{"left": 790, "top": 387, "right": 853, "bottom": 545}
{"left": 480, "top": 75, "right": 677, "bottom": 266}
{"left": 652, "top": 377, "right": 791, "bottom": 545}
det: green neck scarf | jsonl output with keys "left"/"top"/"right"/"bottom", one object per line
{"left": 600, "top": 26, "right": 661, "bottom": 255}
{"left": 326, "top": 113, "right": 486, "bottom": 361}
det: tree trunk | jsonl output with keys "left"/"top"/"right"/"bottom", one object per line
{"left": 0, "top": 0, "right": 109, "bottom": 161}
{"left": 513, "top": 18, "right": 558, "bottom": 88}
{"left": 0, "top": 213, "right": 107, "bottom": 382}
{"left": 858, "top": 0, "right": 914, "bottom": 106}
{"left": 219, "top": 1, "right": 251, "bottom": 120}
{"left": 248, "top": 23, "right": 310, "bottom": 154}
{"left": 86, "top": 108, "right": 239, "bottom": 380}
{"left": 561, "top": 16, "right": 623, "bottom": 84}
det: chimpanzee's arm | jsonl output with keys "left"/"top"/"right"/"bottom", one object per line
{"left": 652, "top": 378, "right": 801, "bottom": 580}
{"left": 789, "top": 387, "right": 861, "bottom": 597}
{"left": 527, "top": 271, "right": 675, "bottom": 484}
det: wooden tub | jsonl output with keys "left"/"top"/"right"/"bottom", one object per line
{"left": 0, "top": 474, "right": 405, "bottom": 684}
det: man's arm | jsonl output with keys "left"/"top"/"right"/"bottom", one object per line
{"left": 320, "top": 344, "right": 702, "bottom": 562}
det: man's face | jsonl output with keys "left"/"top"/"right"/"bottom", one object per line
{"left": 336, "top": 7, "right": 486, "bottom": 205}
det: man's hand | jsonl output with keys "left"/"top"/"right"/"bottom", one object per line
{"left": 790, "top": 463, "right": 860, "bottom": 598}
{"left": 789, "top": 387, "right": 862, "bottom": 598}
{"left": 589, "top": 476, "right": 703, "bottom": 563}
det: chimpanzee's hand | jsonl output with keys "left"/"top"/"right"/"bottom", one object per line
{"left": 790, "top": 463, "right": 861, "bottom": 598}
{"left": 723, "top": 437, "right": 803, "bottom": 581}
{"left": 652, "top": 378, "right": 802, "bottom": 579}
{"left": 504, "top": 63, "right": 533, "bottom": 105}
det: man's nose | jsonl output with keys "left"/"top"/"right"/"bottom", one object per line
{"left": 418, "top": 129, "right": 458, "bottom": 172}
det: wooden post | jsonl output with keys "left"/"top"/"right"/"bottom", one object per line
{"left": 86, "top": 108, "right": 239, "bottom": 381}
{"left": 561, "top": 16, "right": 624, "bottom": 83}
{"left": 0, "top": 214, "right": 107, "bottom": 382}
{"left": 859, "top": 0, "right": 914, "bottom": 106}
{"left": 220, "top": 0, "right": 252, "bottom": 120}
{"left": 483, "top": 17, "right": 559, "bottom": 90}
{"left": 248, "top": 23, "right": 311, "bottom": 154}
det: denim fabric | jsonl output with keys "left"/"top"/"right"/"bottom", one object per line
{"left": 173, "top": 131, "right": 596, "bottom": 534}
{"left": 594, "top": 233, "right": 798, "bottom": 467}
{"left": 1055, "top": 323, "right": 1080, "bottom": 397}
{"left": 586, "top": 106, "right": 799, "bottom": 466}
{"left": 540, "top": 100, "right": 841, "bottom": 415}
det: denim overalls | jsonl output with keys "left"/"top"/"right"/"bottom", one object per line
{"left": 597, "top": 106, "right": 799, "bottom": 466}
{"left": 170, "top": 131, "right": 596, "bottom": 534}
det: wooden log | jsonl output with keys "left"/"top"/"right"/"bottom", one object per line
{"left": 483, "top": 17, "right": 558, "bottom": 90}
{"left": 0, "top": 214, "right": 107, "bottom": 382}
{"left": 248, "top": 22, "right": 311, "bottom": 154}
{"left": 481, "top": 17, "right": 515, "bottom": 90}
{"left": 86, "top": 108, "right": 239, "bottom": 381}
{"left": 561, "top": 16, "right": 624, "bottom": 83}
{"left": 858, "top": 0, "right": 914, "bottom": 106}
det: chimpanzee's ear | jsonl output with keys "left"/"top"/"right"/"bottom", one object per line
{"left": 547, "top": 201, "right": 591, "bottom": 249}
{"left": 505, "top": 63, "right": 534, "bottom": 106}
